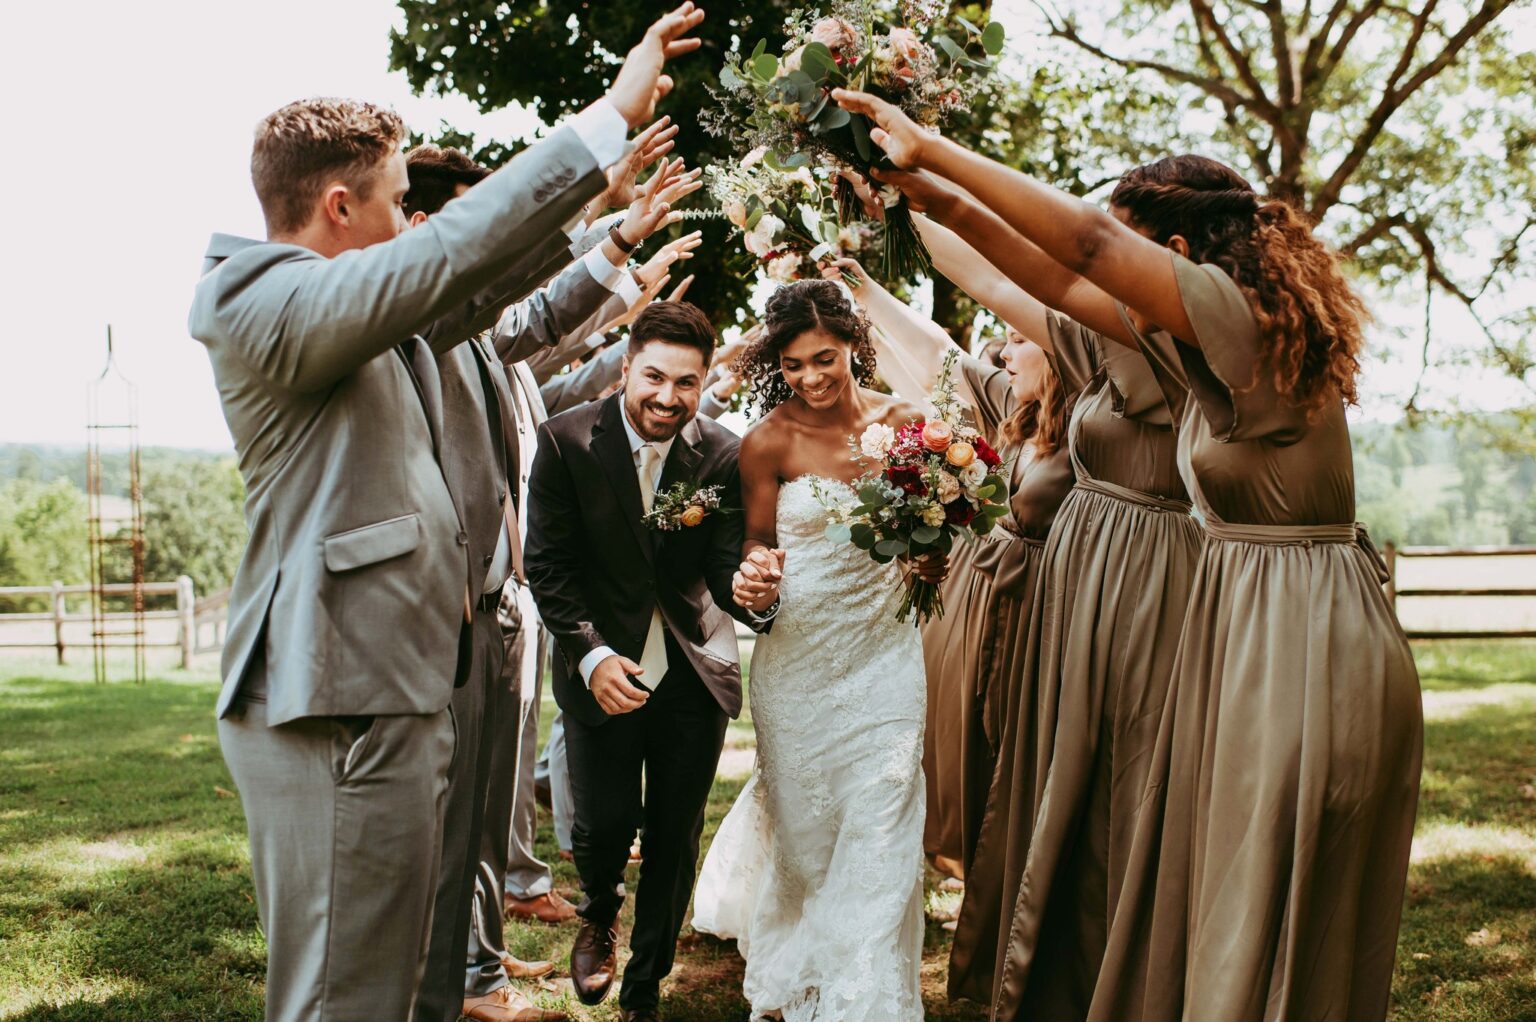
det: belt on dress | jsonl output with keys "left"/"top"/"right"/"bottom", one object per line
{"left": 1202, "top": 519, "right": 1392, "bottom": 584}
{"left": 1072, "top": 476, "right": 1193, "bottom": 516}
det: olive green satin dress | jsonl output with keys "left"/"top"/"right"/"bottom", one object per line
{"left": 1084, "top": 257, "right": 1422, "bottom": 1022}
{"left": 991, "top": 316, "right": 1204, "bottom": 1019}
{"left": 942, "top": 363, "right": 1075, "bottom": 1002}
{"left": 921, "top": 358, "right": 1073, "bottom": 880}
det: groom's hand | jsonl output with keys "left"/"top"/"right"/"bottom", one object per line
{"left": 590, "top": 654, "right": 650, "bottom": 715}
{"left": 608, "top": 3, "right": 707, "bottom": 129}
{"left": 733, "top": 547, "right": 785, "bottom": 612}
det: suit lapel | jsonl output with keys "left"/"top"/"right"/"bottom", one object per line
{"left": 396, "top": 339, "right": 445, "bottom": 457}
{"left": 591, "top": 395, "right": 654, "bottom": 565}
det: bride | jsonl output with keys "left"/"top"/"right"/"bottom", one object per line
{"left": 692, "top": 278, "right": 947, "bottom": 1021}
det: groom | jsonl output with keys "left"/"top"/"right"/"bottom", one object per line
{"left": 524, "top": 301, "right": 775, "bottom": 1021}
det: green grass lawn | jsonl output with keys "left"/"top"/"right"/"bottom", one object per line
{"left": 1, "top": 642, "right": 1533, "bottom": 1020}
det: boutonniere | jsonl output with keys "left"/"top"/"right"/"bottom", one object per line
{"left": 644, "top": 482, "right": 730, "bottom": 532}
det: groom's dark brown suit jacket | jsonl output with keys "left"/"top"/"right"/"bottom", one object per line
{"left": 525, "top": 392, "right": 766, "bottom": 727}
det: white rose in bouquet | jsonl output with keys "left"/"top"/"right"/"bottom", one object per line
{"left": 959, "top": 461, "right": 987, "bottom": 493}
{"left": 744, "top": 213, "right": 784, "bottom": 257}
{"left": 766, "top": 253, "right": 801, "bottom": 282}
{"left": 859, "top": 422, "right": 896, "bottom": 459}
{"left": 742, "top": 146, "right": 768, "bottom": 169}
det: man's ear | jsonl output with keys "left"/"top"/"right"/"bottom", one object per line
{"left": 621, "top": 354, "right": 631, "bottom": 380}
{"left": 408, "top": 210, "right": 429, "bottom": 228}
{"left": 1167, "top": 234, "right": 1191, "bottom": 259}
{"left": 321, "top": 184, "right": 350, "bottom": 228}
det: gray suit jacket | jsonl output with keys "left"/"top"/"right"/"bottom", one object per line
{"left": 190, "top": 125, "right": 605, "bottom": 725}
{"left": 494, "top": 253, "right": 628, "bottom": 367}
{"left": 539, "top": 340, "right": 627, "bottom": 415}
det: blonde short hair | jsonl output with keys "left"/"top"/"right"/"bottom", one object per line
{"left": 251, "top": 97, "right": 405, "bottom": 234}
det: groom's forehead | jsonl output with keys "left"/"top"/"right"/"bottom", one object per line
{"left": 629, "top": 341, "right": 707, "bottom": 377}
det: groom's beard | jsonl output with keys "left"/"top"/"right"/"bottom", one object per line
{"left": 626, "top": 394, "right": 693, "bottom": 443}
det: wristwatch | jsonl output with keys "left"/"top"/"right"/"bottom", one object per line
{"left": 609, "top": 222, "right": 638, "bottom": 254}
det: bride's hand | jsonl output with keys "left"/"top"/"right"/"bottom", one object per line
{"left": 908, "top": 550, "right": 948, "bottom": 584}
{"left": 831, "top": 88, "right": 931, "bottom": 170}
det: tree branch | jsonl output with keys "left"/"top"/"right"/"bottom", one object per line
{"left": 1311, "top": 0, "right": 1511, "bottom": 219}
{"left": 1191, "top": 6, "right": 1278, "bottom": 178}
{"left": 1187, "top": 0, "right": 1277, "bottom": 114}
{"left": 1339, "top": 211, "right": 1409, "bottom": 256}
{"left": 1031, "top": 1, "right": 1273, "bottom": 118}
{"left": 1262, "top": 0, "right": 1299, "bottom": 106}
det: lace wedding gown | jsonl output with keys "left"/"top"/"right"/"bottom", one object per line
{"left": 693, "top": 475, "right": 927, "bottom": 1021}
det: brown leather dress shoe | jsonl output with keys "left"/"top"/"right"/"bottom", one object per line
{"left": 501, "top": 954, "right": 556, "bottom": 980}
{"left": 569, "top": 917, "right": 618, "bottom": 1005}
{"left": 505, "top": 889, "right": 578, "bottom": 924}
{"left": 461, "top": 985, "right": 568, "bottom": 1021}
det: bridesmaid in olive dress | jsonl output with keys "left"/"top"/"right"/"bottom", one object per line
{"left": 861, "top": 168, "right": 1203, "bottom": 1018}
{"left": 841, "top": 81, "right": 1421, "bottom": 1022}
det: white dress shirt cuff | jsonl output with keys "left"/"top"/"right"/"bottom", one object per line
{"left": 578, "top": 645, "right": 617, "bottom": 688}
{"left": 584, "top": 332, "right": 608, "bottom": 350}
{"left": 582, "top": 244, "right": 628, "bottom": 291}
{"left": 615, "top": 270, "right": 644, "bottom": 306}
{"left": 566, "top": 99, "right": 630, "bottom": 172}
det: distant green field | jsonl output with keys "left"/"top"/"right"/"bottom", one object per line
{"left": 1, "top": 642, "right": 1533, "bottom": 1020}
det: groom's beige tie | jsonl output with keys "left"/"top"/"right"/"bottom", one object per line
{"left": 635, "top": 443, "right": 669, "bottom": 690}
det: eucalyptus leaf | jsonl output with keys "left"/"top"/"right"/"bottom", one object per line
{"left": 981, "top": 21, "right": 1006, "bottom": 55}
{"left": 764, "top": 150, "right": 787, "bottom": 172}
{"left": 800, "top": 204, "right": 821, "bottom": 234}
{"left": 875, "top": 539, "right": 909, "bottom": 558}
{"left": 977, "top": 484, "right": 997, "bottom": 499}
{"left": 824, "top": 523, "right": 852, "bottom": 544}
{"left": 817, "top": 105, "right": 851, "bottom": 132}
{"left": 754, "top": 52, "right": 778, "bottom": 80}
{"left": 751, "top": 38, "right": 767, "bottom": 61}
{"left": 912, "top": 525, "right": 941, "bottom": 544}
{"left": 956, "top": 15, "right": 983, "bottom": 35}
{"left": 782, "top": 151, "right": 812, "bottom": 169}
{"left": 745, "top": 208, "right": 763, "bottom": 230}
{"left": 850, "top": 114, "right": 872, "bottom": 162}
{"left": 858, "top": 484, "right": 886, "bottom": 506}
{"left": 801, "top": 41, "right": 836, "bottom": 79}
{"left": 719, "top": 64, "right": 741, "bottom": 90}
{"left": 850, "top": 524, "right": 877, "bottom": 550}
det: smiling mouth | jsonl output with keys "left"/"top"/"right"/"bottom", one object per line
{"left": 801, "top": 385, "right": 831, "bottom": 400}
{"left": 647, "top": 404, "right": 682, "bottom": 420}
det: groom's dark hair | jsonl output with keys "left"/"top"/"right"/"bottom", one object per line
{"left": 629, "top": 302, "right": 716, "bottom": 368}
{"left": 404, "top": 145, "right": 490, "bottom": 217}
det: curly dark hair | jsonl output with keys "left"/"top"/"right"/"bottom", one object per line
{"left": 734, "top": 279, "right": 879, "bottom": 415}
{"left": 1109, "top": 154, "right": 1369, "bottom": 413}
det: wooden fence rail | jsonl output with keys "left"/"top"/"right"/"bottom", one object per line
{"left": 0, "top": 578, "right": 198, "bottom": 668}
{"left": 1383, "top": 543, "right": 1536, "bottom": 640}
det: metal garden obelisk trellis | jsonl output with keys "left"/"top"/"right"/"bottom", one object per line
{"left": 86, "top": 326, "right": 147, "bottom": 684}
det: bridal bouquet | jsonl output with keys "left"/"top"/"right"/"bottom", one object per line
{"left": 816, "top": 351, "right": 1009, "bottom": 625}
{"left": 706, "top": 0, "right": 1004, "bottom": 279}
{"left": 708, "top": 155, "right": 878, "bottom": 283}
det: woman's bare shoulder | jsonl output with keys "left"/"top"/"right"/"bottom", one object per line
{"left": 865, "top": 389, "right": 925, "bottom": 427}
{"left": 740, "top": 407, "right": 792, "bottom": 459}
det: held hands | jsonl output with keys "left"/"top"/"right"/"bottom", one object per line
{"left": 733, "top": 547, "right": 786, "bottom": 613}
{"left": 831, "top": 89, "right": 931, "bottom": 170}
{"left": 590, "top": 653, "right": 650, "bottom": 715}
{"left": 608, "top": 3, "right": 707, "bottom": 128}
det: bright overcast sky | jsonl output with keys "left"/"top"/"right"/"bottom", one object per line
{"left": 0, "top": 0, "right": 1524, "bottom": 450}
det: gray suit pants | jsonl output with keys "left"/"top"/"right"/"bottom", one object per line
{"left": 220, "top": 693, "right": 454, "bottom": 1022}
{"left": 417, "top": 606, "right": 504, "bottom": 1022}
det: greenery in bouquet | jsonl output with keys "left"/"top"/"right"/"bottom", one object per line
{"left": 816, "top": 351, "right": 1010, "bottom": 625}
{"left": 704, "top": 0, "right": 1004, "bottom": 280}
{"left": 707, "top": 155, "right": 881, "bottom": 285}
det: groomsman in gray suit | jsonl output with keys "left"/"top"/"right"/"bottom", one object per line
{"left": 188, "top": 7, "right": 708, "bottom": 1020}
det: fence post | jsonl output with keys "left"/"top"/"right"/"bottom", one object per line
{"left": 177, "top": 576, "right": 195, "bottom": 670}
{"left": 51, "top": 580, "right": 66, "bottom": 665}
{"left": 1383, "top": 542, "right": 1398, "bottom": 615}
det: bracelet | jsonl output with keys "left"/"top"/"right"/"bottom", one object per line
{"left": 609, "top": 223, "right": 638, "bottom": 254}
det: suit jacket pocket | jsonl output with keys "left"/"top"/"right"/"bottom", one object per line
{"left": 323, "top": 514, "right": 422, "bottom": 572}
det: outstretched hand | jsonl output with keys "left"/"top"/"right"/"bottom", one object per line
{"left": 831, "top": 89, "right": 930, "bottom": 170}
{"left": 608, "top": 3, "right": 707, "bottom": 128}
{"left": 619, "top": 158, "right": 704, "bottom": 245}
{"left": 820, "top": 257, "right": 870, "bottom": 290}
{"left": 599, "top": 116, "right": 679, "bottom": 212}
{"left": 869, "top": 166, "right": 961, "bottom": 220}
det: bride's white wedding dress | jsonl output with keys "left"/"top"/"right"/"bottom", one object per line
{"left": 693, "top": 475, "right": 926, "bottom": 1021}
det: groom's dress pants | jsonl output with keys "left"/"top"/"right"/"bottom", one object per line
{"left": 219, "top": 652, "right": 455, "bottom": 1022}
{"left": 564, "top": 632, "right": 728, "bottom": 1013}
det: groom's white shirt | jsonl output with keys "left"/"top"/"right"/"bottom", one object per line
{"left": 577, "top": 403, "right": 674, "bottom": 686}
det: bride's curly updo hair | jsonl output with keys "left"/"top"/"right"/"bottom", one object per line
{"left": 734, "top": 279, "right": 879, "bottom": 415}
{"left": 1109, "top": 154, "right": 1368, "bottom": 413}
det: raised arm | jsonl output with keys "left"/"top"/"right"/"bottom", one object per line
{"left": 833, "top": 88, "right": 1196, "bottom": 347}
